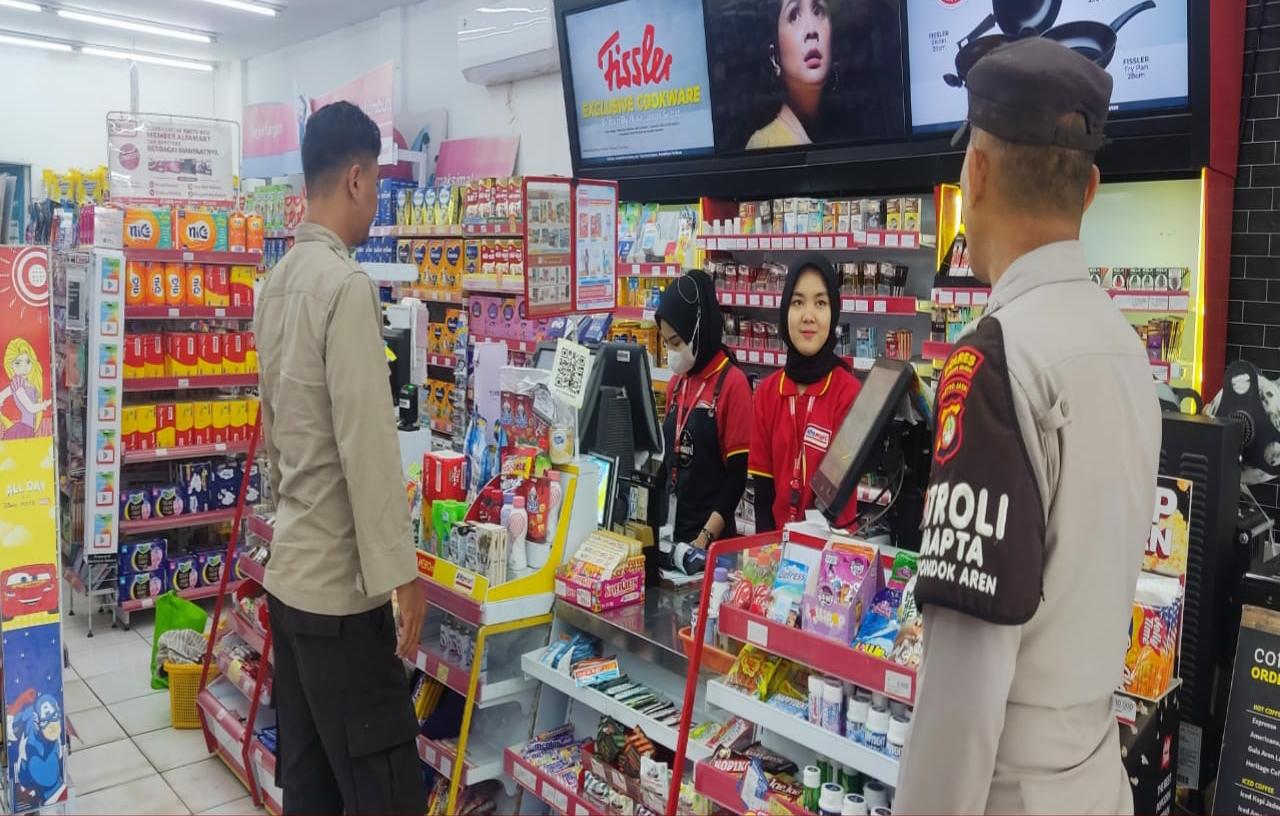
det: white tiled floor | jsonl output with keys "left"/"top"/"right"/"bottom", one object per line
{"left": 62, "top": 602, "right": 266, "bottom": 815}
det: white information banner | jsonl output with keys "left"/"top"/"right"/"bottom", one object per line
{"left": 107, "top": 112, "right": 236, "bottom": 205}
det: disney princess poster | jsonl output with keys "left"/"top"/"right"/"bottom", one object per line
{"left": 0, "top": 248, "right": 53, "bottom": 441}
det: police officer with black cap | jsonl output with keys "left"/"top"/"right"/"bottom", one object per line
{"left": 895, "top": 38, "right": 1160, "bottom": 814}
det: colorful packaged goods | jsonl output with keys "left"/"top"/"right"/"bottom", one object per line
{"left": 1123, "top": 572, "right": 1183, "bottom": 700}
{"left": 124, "top": 207, "right": 172, "bottom": 249}
{"left": 802, "top": 540, "right": 879, "bottom": 643}
{"left": 177, "top": 209, "right": 228, "bottom": 252}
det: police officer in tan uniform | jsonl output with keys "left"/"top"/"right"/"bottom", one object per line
{"left": 895, "top": 39, "right": 1161, "bottom": 814}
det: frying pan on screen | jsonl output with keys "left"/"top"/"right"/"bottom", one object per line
{"left": 945, "top": 0, "right": 1065, "bottom": 87}
{"left": 1042, "top": 0, "right": 1156, "bottom": 68}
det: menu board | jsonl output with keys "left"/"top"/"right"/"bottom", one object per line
{"left": 906, "top": 0, "right": 1190, "bottom": 133}
{"left": 524, "top": 178, "right": 574, "bottom": 317}
{"left": 573, "top": 181, "right": 618, "bottom": 313}
{"left": 1213, "top": 605, "right": 1280, "bottom": 815}
{"left": 563, "top": 0, "right": 715, "bottom": 165}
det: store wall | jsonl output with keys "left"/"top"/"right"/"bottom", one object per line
{"left": 242, "top": 0, "right": 571, "bottom": 175}
{"left": 1229, "top": 0, "right": 1280, "bottom": 513}
{"left": 0, "top": 48, "right": 220, "bottom": 190}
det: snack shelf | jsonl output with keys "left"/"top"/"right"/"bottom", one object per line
{"left": 698, "top": 230, "right": 922, "bottom": 251}
{"left": 931, "top": 286, "right": 990, "bottom": 306}
{"left": 1107, "top": 290, "right": 1191, "bottom": 312}
{"left": 705, "top": 679, "right": 899, "bottom": 787}
{"left": 249, "top": 736, "right": 282, "bottom": 815}
{"left": 505, "top": 743, "right": 603, "bottom": 816}
{"left": 230, "top": 607, "right": 272, "bottom": 664}
{"left": 214, "top": 638, "right": 272, "bottom": 705}
{"left": 717, "top": 606, "right": 916, "bottom": 705}
{"left": 416, "top": 734, "right": 507, "bottom": 787}
{"left": 520, "top": 647, "right": 713, "bottom": 760}
{"left": 921, "top": 340, "right": 954, "bottom": 360}
{"left": 617, "top": 262, "right": 682, "bottom": 279}
{"left": 613, "top": 307, "right": 655, "bottom": 321}
{"left": 236, "top": 553, "right": 266, "bottom": 585}
{"left": 400, "top": 286, "right": 464, "bottom": 304}
{"left": 718, "top": 290, "right": 919, "bottom": 316}
{"left": 118, "top": 578, "right": 242, "bottom": 614}
{"left": 122, "top": 440, "right": 251, "bottom": 464}
{"left": 122, "top": 374, "right": 258, "bottom": 392}
{"left": 462, "top": 277, "right": 525, "bottom": 295}
{"left": 197, "top": 685, "right": 253, "bottom": 789}
{"left": 407, "top": 644, "right": 536, "bottom": 710}
{"left": 246, "top": 513, "right": 273, "bottom": 542}
{"left": 694, "top": 759, "right": 808, "bottom": 816}
{"left": 125, "top": 305, "right": 254, "bottom": 320}
{"left": 119, "top": 508, "right": 239, "bottom": 534}
{"left": 426, "top": 353, "right": 458, "bottom": 368}
{"left": 124, "top": 248, "right": 263, "bottom": 265}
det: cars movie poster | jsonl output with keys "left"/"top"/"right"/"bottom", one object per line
{"left": 0, "top": 246, "right": 66, "bottom": 812}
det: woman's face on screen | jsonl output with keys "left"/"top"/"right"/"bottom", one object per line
{"left": 775, "top": 0, "right": 831, "bottom": 89}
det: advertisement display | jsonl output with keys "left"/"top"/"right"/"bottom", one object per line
{"left": 106, "top": 113, "right": 236, "bottom": 206}
{"left": 84, "top": 250, "right": 125, "bottom": 558}
{"left": 563, "top": 0, "right": 715, "bottom": 165}
{"left": 310, "top": 62, "right": 396, "bottom": 158}
{"left": 241, "top": 102, "right": 303, "bottom": 179}
{"left": 573, "top": 180, "right": 618, "bottom": 313}
{"left": 525, "top": 178, "right": 575, "bottom": 317}
{"left": 1213, "top": 605, "right": 1280, "bottom": 815}
{"left": 705, "top": 0, "right": 906, "bottom": 152}
{"left": 0, "top": 246, "right": 66, "bottom": 813}
{"left": 907, "top": 0, "right": 1189, "bottom": 133}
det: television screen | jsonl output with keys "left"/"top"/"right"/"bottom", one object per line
{"left": 907, "top": 0, "right": 1190, "bottom": 134}
{"left": 563, "top": 0, "right": 717, "bottom": 165}
{"left": 705, "top": 0, "right": 907, "bottom": 152}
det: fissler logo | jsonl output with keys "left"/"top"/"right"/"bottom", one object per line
{"left": 597, "top": 24, "right": 672, "bottom": 93}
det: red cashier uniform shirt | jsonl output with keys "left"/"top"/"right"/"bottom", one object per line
{"left": 748, "top": 367, "right": 862, "bottom": 526}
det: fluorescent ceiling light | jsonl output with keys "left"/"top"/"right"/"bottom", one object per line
{"left": 192, "top": 0, "right": 277, "bottom": 16}
{"left": 57, "top": 9, "right": 213, "bottom": 43}
{"left": 82, "top": 46, "right": 213, "bottom": 71}
{"left": 0, "top": 1, "right": 42, "bottom": 12}
{"left": 0, "top": 32, "right": 71, "bottom": 50}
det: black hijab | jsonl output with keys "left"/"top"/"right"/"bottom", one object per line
{"left": 780, "top": 254, "right": 847, "bottom": 384}
{"left": 655, "top": 269, "right": 728, "bottom": 375}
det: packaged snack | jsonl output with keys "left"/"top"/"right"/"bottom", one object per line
{"left": 124, "top": 207, "right": 172, "bottom": 249}
{"left": 803, "top": 540, "right": 878, "bottom": 642}
{"left": 852, "top": 587, "right": 904, "bottom": 658}
{"left": 1122, "top": 572, "right": 1182, "bottom": 699}
{"left": 766, "top": 559, "right": 811, "bottom": 626}
{"left": 177, "top": 209, "right": 228, "bottom": 252}
{"left": 726, "top": 645, "right": 784, "bottom": 701}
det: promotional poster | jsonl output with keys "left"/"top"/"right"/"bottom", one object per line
{"left": 564, "top": 0, "right": 716, "bottom": 164}
{"left": 907, "top": 0, "right": 1189, "bottom": 133}
{"left": 106, "top": 113, "right": 236, "bottom": 205}
{"left": 706, "top": 0, "right": 906, "bottom": 152}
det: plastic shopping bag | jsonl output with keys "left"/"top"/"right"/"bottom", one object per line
{"left": 150, "top": 591, "right": 208, "bottom": 689}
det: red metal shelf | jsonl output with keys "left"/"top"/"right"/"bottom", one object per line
{"left": 427, "top": 353, "right": 458, "bottom": 368}
{"left": 231, "top": 607, "right": 271, "bottom": 663}
{"left": 118, "top": 579, "right": 242, "bottom": 613}
{"left": 505, "top": 745, "right": 603, "bottom": 816}
{"left": 727, "top": 345, "right": 786, "bottom": 368}
{"left": 124, "top": 249, "right": 263, "bottom": 265}
{"left": 694, "top": 760, "right": 807, "bottom": 816}
{"left": 922, "top": 340, "right": 954, "bottom": 360}
{"left": 408, "top": 646, "right": 470, "bottom": 698}
{"left": 236, "top": 553, "right": 266, "bottom": 585}
{"left": 246, "top": 514, "right": 274, "bottom": 543}
{"left": 718, "top": 290, "right": 918, "bottom": 316}
{"left": 119, "top": 508, "right": 239, "bottom": 535}
{"left": 931, "top": 286, "right": 990, "bottom": 306}
{"left": 698, "top": 230, "right": 922, "bottom": 251}
{"left": 122, "top": 440, "right": 251, "bottom": 464}
{"left": 717, "top": 604, "right": 917, "bottom": 705}
{"left": 125, "top": 305, "right": 254, "bottom": 320}
{"left": 613, "top": 307, "right": 655, "bottom": 321}
{"left": 215, "top": 637, "right": 271, "bottom": 705}
{"left": 122, "top": 374, "right": 258, "bottom": 392}
{"left": 617, "top": 262, "right": 682, "bottom": 279}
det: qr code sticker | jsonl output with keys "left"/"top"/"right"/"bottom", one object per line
{"left": 551, "top": 339, "right": 592, "bottom": 410}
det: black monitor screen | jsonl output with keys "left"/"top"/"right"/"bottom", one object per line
{"left": 589, "top": 342, "right": 663, "bottom": 455}
{"left": 562, "top": 0, "right": 717, "bottom": 165}
{"left": 382, "top": 327, "right": 412, "bottom": 405}
{"left": 705, "top": 0, "right": 907, "bottom": 153}
{"left": 907, "top": 0, "right": 1190, "bottom": 135}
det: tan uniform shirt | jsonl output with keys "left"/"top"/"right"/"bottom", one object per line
{"left": 254, "top": 222, "right": 416, "bottom": 616}
{"left": 896, "top": 241, "right": 1161, "bottom": 814}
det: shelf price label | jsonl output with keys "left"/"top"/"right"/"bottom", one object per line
{"left": 746, "top": 620, "right": 769, "bottom": 648}
{"left": 873, "top": 300, "right": 888, "bottom": 314}
{"left": 543, "top": 784, "right": 568, "bottom": 814}
{"left": 435, "top": 663, "right": 451, "bottom": 684}
{"left": 512, "top": 762, "right": 537, "bottom": 791}
{"left": 884, "top": 669, "right": 913, "bottom": 700}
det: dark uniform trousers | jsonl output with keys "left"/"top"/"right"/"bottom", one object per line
{"left": 267, "top": 595, "right": 425, "bottom": 815}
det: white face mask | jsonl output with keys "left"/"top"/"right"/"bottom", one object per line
{"left": 668, "top": 345, "right": 695, "bottom": 375}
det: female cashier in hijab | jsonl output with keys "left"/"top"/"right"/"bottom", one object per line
{"left": 655, "top": 270, "right": 753, "bottom": 575}
{"left": 749, "top": 255, "right": 861, "bottom": 531}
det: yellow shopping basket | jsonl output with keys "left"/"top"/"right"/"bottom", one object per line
{"left": 165, "top": 661, "right": 216, "bottom": 729}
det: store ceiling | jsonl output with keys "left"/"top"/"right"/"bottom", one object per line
{"left": 0, "top": 0, "right": 412, "bottom": 62}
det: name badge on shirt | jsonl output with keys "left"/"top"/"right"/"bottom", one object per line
{"left": 803, "top": 424, "right": 831, "bottom": 452}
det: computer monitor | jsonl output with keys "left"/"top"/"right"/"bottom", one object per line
{"left": 382, "top": 327, "right": 412, "bottom": 406}
{"left": 581, "top": 343, "right": 663, "bottom": 466}
{"left": 585, "top": 452, "right": 617, "bottom": 528}
{"left": 533, "top": 342, "right": 558, "bottom": 371}
{"left": 812, "top": 359, "right": 917, "bottom": 523}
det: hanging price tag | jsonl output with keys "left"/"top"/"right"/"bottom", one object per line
{"left": 512, "top": 762, "right": 537, "bottom": 790}
{"left": 746, "top": 620, "right": 769, "bottom": 648}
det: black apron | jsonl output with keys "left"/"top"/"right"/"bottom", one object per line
{"left": 664, "top": 364, "right": 735, "bottom": 543}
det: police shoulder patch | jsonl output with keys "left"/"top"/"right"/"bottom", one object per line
{"left": 916, "top": 317, "right": 1045, "bottom": 626}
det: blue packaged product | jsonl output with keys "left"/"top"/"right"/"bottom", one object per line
{"left": 179, "top": 460, "right": 212, "bottom": 514}
{"left": 852, "top": 588, "right": 904, "bottom": 658}
{"left": 150, "top": 485, "right": 184, "bottom": 517}
{"left": 119, "top": 569, "right": 165, "bottom": 601}
{"left": 118, "top": 538, "right": 167, "bottom": 574}
{"left": 767, "top": 558, "right": 811, "bottom": 627}
{"left": 120, "top": 488, "right": 152, "bottom": 521}
{"left": 210, "top": 458, "right": 240, "bottom": 508}
{"left": 197, "top": 551, "right": 226, "bottom": 586}
{"left": 167, "top": 555, "right": 201, "bottom": 592}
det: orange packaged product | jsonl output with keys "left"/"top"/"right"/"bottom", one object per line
{"left": 175, "top": 402, "right": 195, "bottom": 447}
{"left": 177, "top": 209, "right": 226, "bottom": 252}
{"left": 135, "top": 404, "right": 157, "bottom": 451}
{"left": 246, "top": 214, "right": 265, "bottom": 252}
{"left": 165, "top": 263, "right": 185, "bottom": 306}
{"left": 123, "top": 207, "right": 172, "bottom": 249}
{"left": 121, "top": 405, "right": 137, "bottom": 451}
{"left": 145, "top": 263, "right": 167, "bottom": 306}
{"left": 192, "top": 401, "right": 213, "bottom": 446}
{"left": 144, "top": 334, "right": 165, "bottom": 378}
{"left": 124, "top": 335, "right": 145, "bottom": 380}
{"left": 206, "top": 266, "right": 230, "bottom": 308}
{"left": 125, "top": 262, "right": 146, "bottom": 306}
{"left": 186, "top": 264, "right": 206, "bottom": 306}
{"left": 228, "top": 211, "right": 247, "bottom": 253}
{"left": 155, "top": 403, "right": 176, "bottom": 448}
